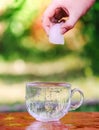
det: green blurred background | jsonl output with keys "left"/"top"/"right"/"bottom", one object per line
{"left": 0, "top": 0, "right": 99, "bottom": 112}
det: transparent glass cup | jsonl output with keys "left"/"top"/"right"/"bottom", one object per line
{"left": 25, "top": 82, "right": 84, "bottom": 122}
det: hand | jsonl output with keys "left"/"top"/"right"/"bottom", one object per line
{"left": 42, "top": 0, "right": 95, "bottom": 35}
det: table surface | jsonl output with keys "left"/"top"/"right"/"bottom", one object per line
{"left": 0, "top": 112, "right": 99, "bottom": 130}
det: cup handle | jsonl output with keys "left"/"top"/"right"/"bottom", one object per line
{"left": 69, "top": 88, "right": 84, "bottom": 111}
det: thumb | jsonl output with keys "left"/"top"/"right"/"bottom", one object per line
{"left": 61, "top": 16, "right": 77, "bottom": 34}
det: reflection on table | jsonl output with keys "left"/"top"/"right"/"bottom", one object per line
{"left": 26, "top": 121, "right": 69, "bottom": 130}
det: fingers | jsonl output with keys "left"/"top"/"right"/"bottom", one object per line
{"left": 42, "top": 5, "right": 69, "bottom": 35}
{"left": 61, "top": 15, "right": 77, "bottom": 34}
{"left": 61, "top": 20, "right": 74, "bottom": 34}
{"left": 42, "top": 7, "right": 77, "bottom": 35}
{"left": 42, "top": 5, "right": 56, "bottom": 35}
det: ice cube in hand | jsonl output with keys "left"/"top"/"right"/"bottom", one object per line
{"left": 49, "top": 23, "right": 64, "bottom": 45}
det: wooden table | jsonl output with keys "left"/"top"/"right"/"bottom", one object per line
{"left": 0, "top": 112, "right": 99, "bottom": 130}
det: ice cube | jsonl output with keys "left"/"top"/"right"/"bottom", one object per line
{"left": 49, "top": 23, "right": 64, "bottom": 45}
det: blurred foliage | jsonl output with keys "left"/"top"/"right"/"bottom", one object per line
{"left": 0, "top": 0, "right": 99, "bottom": 76}
{"left": 76, "top": 103, "right": 99, "bottom": 112}
{"left": 81, "top": 0, "right": 99, "bottom": 75}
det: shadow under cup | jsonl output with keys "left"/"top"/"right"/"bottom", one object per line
{"left": 25, "top": 82, "right": 84, "bottom": 122}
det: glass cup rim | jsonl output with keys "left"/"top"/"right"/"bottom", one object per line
{"left": 26, "top": 82, "right": 71, "bottom": 88}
